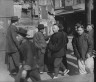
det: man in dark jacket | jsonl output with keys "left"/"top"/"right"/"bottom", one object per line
{"left": 5, "top": 16, "right": 20, "bottom": 75}
{"left": 72, "top": 25, "right": 94, "bottom": 74}
{"left": 48, "top": 24, "right": 66, "bottom": 79}
{"left": 58, "top": 24, "right": 69, "bottom": 75}
{"left": 15, "top": 28, "right": 41, "bottom": 82}
{"left": 86, "top": 24, "right": 94, "bottom": 43}
{"left": 33, "top": 24, "right": 47, "bottom": 73}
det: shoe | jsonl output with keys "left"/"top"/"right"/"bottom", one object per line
{"left": 10, "top": 69, "right": 18, "bottom": 76}
{"left": 40, "top": 72, "right": 44, "bottom": 74}
{"left": 64, "top": 69, "right": 70, "bottom": 75}
{"left": 80, "top": 71, "right": 87, "bottom": 75}
{"left": 59, "top": 71, "right": 63, "bottom": 74}
{"left": 10, "top": 72, "right": 17, "bottom": 77}
{"left": 53, "top": 76, "right": 58, "bottom": 79}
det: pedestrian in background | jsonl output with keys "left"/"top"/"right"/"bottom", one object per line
{"left": 15, "top": 28, "right": 41, "bottom": 82}
{"left": 86, "top": 24, "right": 94, "bottom": 41}
{"left": 33, "top": 24, "right": 47, "bottom": 74}
{"left": 5, "top": 16, "right": 20, "bottom": 76}
{"left": 72, "top": 24, "right": 94, "bottom": 74}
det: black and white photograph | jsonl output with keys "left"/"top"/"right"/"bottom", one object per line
{"left": 0, "top": 0, "right": 94, "bottom": 82}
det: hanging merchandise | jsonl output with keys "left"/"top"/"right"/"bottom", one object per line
{"left": 40, "top": 6, "right": 48, "bottom": 19}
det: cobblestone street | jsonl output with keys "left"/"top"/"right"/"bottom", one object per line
{"left": 0, "top": 12, "right": 94, "bottom": 82}
{"left": 0, "top": 35, "right": 94, "bottom": 82}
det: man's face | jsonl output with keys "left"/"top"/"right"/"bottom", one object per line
{"left": 52, "top": 25, "right": 59, "bottom": 33}
{"left": 15, "top": 20, "right": 19, "bottom": 25}
{"left": 75, "top": 26, "right": 77, "bottom": 31}
{"left": 16, "top": 34, "right": 23, "bottom": 42}
{"left": 56, "top": 21, "right": 59, "bottom": 25}
{"left": 40, "top": 29, "right": 44, "bottom": 33}
{"left": 77, "top": 27, "right": 84, "bottom": 35}
{"left": 86, "top": 25, "right": 92, "bottom": 31}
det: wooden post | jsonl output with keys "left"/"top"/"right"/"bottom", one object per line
{"left": 85, "top": 0, "right": 92, "bottom": 25}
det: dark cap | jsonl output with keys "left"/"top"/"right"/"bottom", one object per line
{"left": 37, "top": 24, "right": 45, "bottom": 30}
{"left": 11, "top": 16, "right": 19, "bottom": 21}
{"left": 17, "top": 28, "right": 27, "bottom": 37}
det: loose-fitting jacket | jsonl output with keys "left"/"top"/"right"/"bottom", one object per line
{"left": 20, "top": 40, "right": 37, "bottom": 70}
{"left": 87, "top": 29, "right": 94, "bottom": 46}
{"left": 72, "top": 32, "right": 94, "bottom": 60}
{"left": 6, "top": 24, "right": 20, "bottom": 53}
{"left": 33, "top": 31, "right": 47, "bottom": 54}
{"left": 48, "top": 31, "right": 66, "bottom": 57}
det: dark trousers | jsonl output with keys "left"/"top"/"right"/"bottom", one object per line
{"left": 61, "top": 55, "right": 68, "bottom": 70}
{"left": 6, "top": 52, "right": 20, "bottom": 73}
{"left": 15, "top": 68, "right": 41, "bottom": 82}
{"left": 53, "top": 57, "right": 63, "bottom": 76}
{"left": 44, "top": 49, "right": 53, "bottom": 72}
{"left": 37, "top": 50, "right": 44, "bottom": 72}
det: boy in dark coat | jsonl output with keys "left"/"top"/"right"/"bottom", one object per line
{"left": 48, "top": 24, "right": 66, "bottom": 79}
{"left": 15, "top": 28, "right": 41, "bottom": 82}
{"left": 5, "top": 16, "right": 20, "bottom": 75}
{"left": 72, "top": 25, "right": 94, "bottom": 74}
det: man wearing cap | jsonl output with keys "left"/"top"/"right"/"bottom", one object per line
{"left": 15, "top": 28, "right": 41, "bottom": 82}
{"left": 5, "top": 16, "right": 20, "bottom": 75}
{"left": 33, "top": 24, "right": 47, "bottom": 74}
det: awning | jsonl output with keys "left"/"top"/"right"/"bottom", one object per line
{"left": 55, "top": 10, "right": 74, "bottom": 16}
{"left": 55, "top": 4, "right": 85, "bottom": 16}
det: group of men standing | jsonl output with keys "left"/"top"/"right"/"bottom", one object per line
{"left": 5, "top": 16, "right": 94, "bottom": 82}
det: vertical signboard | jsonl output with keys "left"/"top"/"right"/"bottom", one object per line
{"left": 14, "top": 4, "right": 22, "bottom": 18}
{"left": 40, "top": 6, "right": 48, "bottom": 19}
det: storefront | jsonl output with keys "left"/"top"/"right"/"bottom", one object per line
{"left": 54, "top": 1, "right": 86, "bottom": 35}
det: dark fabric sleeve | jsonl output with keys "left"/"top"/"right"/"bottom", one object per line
{"left": 11, "top": 26, "right": 20, "bottom": 49}
{"left": 33, "top": 33, "right": 47, "bottom": 49}
{"left": 38, "top": 33, "right": 47, "bottom": 48}
{"left": 72, "top": 37, "right": 80, "bottom": 59}
{"left": 33, "top": 33, "right": 41, "bottom": 49}
{"left": 19, "top": 44, "right": 25, "bottom": 63}
{"left": 65, "top": 32, "right": 68, "bottom": 43}
{"left": 25, "top": 43, "right": 37, "bottom": 70}
{"left": 48, "top": 33, "right": 63, "bottom": 52}
{"left": 44, "top": 35, "right": 50, "bottom": 41}
{"left": 86, "top": 35, "right": 94, "bottom": 56}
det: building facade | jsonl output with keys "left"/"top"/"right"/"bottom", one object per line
{"left": 53, "top": 0, "right": 93, "bottom": 35}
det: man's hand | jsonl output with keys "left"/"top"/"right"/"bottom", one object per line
{"left": 21, "top": 70, "right": 27, "bottom": 78}
{"left": 86, "top": 53, "right": 91, "bottom": 58}
{"left": 19, "top": 63, "right": 22, "bottom": 69}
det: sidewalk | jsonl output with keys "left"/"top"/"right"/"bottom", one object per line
{"left": 0, "top": 16, "right": 94, "bottom": 82}
{"left": 0, "top": 35, "right": 94, "bottom": 82}
{"left": 0, "top": 50, "right": 94, "bottom": 82}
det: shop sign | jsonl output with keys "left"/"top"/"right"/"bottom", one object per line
{"left": 14, "top": 4, "right": 22, "bottom": 18}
